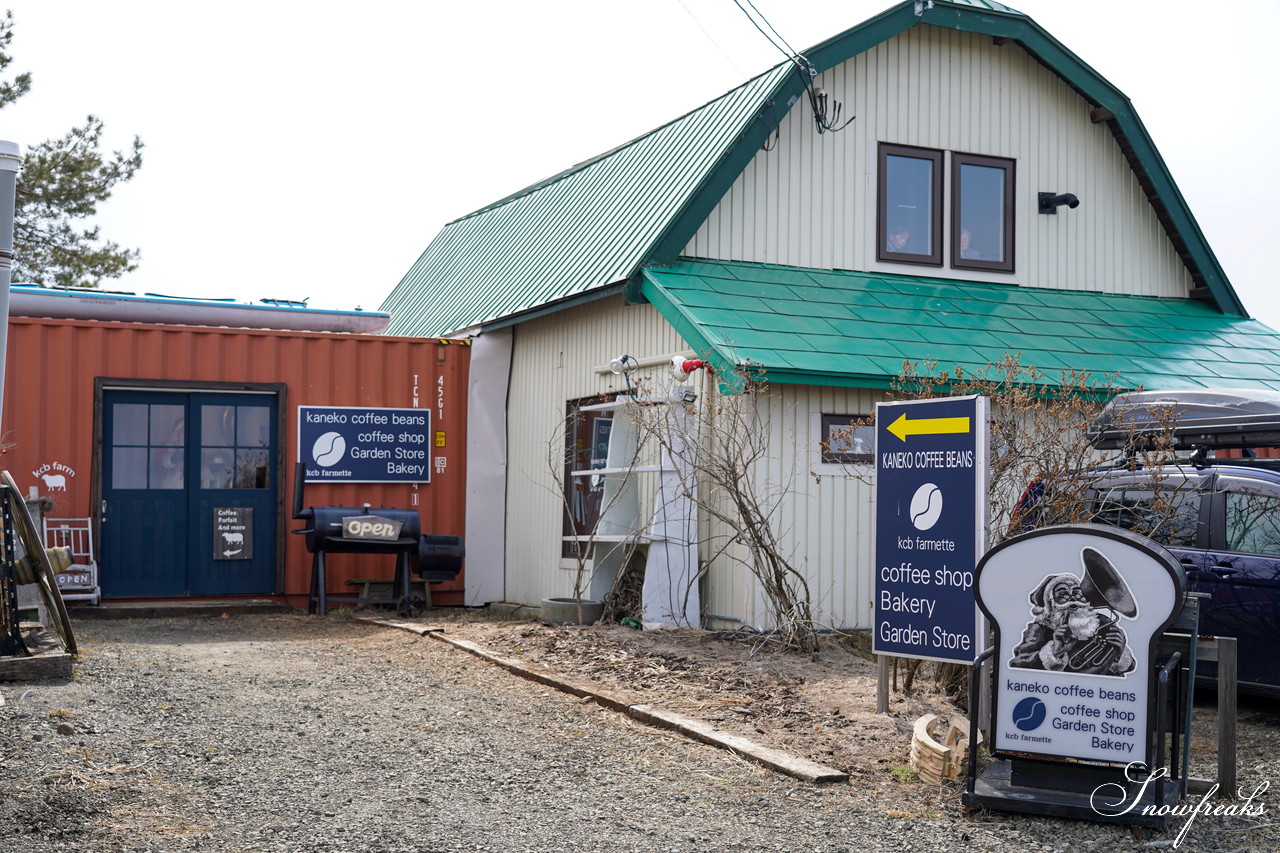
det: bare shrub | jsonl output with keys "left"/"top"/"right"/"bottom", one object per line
{"left": 826, "top": 355, "right": 1185, "bottom": 700}
{"left": 633, "top": 368, "right": 819, "bottom": 652}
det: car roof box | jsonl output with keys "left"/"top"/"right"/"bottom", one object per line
{"left": 1089, "top": 389, "right": 1280, "bottom": 450}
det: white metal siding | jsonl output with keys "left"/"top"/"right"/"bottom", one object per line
{"left": 696, "top": 382, "right": 886, "bottom": 630}
{"left": 503, "top": 295, "right": 692, "bottom": 607}
{"left": 696, "top": 384, "right": 758, "bottom": 629}
{"left": 686, "top": 25, "right": 1193, "bottom": 299}
{"left": 763, "top": 385, "right": 885, "bottom": 629}
{"left": 503, "top": 295, "right": 899, "bottom": 627}
{"left": 503, "top": 301, "right": 897, "bottom": 628}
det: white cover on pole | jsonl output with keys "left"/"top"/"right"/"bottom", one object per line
{"left": 464, "top": 328, "right": 512, "bottom": 606}
{"left": 641, "top": 401, "right": 699, "bottom": 627}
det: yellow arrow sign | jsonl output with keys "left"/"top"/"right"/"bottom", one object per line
{"left": 886, "top": 413, "right": 971, "bottom": 442}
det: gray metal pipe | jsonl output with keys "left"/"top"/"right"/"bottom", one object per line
{"left": 0, "top": 140, "right": 21, "bottom": 436}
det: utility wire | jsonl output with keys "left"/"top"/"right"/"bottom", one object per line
{"left": 674, "top": 0, "right": 749, "bottom": 78}
{"left": 728, "top": 0, "right": 854, "bottom": 133}
{"left": 730, "top": 0, "right": 811, "bottom": 77}
{"left": 740, "top": 0, "right": 806, "bottom": 67}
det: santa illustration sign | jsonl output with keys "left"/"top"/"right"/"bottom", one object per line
{"left": 976, "top": 524, "right": 1185, "bottom": 767}
{"left": 1009, "top": 547, "right": 1137, "bottom": 677}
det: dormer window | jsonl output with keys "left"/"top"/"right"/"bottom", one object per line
{"left": 877, "top": 144, "right": 943, "bottom": 266}
{"left": 878, "top": 143, "right": 1015, "bottom": 274}
{"left": 952, "top": 152, "right": 1015, "bottom": 272}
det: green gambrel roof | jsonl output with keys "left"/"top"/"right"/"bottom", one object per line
{"left": 381, "top": 64, "right": 794, "bottom": 337}
{"left": 641, "top": 259, "right": 1280, "bottom": 392}
{"left": 382, "top": 0, "right": 1246, "bottom": 337}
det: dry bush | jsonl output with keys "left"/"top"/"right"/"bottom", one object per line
{"left": 829, "top": 355, "right": 1185, "bottom": 700}
{"left": 633, "top": 368, "right": 819, "bottom": 652}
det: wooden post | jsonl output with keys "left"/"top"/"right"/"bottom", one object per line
{"left": 877, "top": 655, "right": 890, "bottom": 713}
{"left": 1181, "top": 635, "right": 1238, "bottom": 799}
{"left": 1217, "top": 637, "right": 1237, "bottom": 797}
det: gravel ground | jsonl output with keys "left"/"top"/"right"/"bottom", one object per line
{"left": 1, "top": 611, "right": 1277, "bottom": 852}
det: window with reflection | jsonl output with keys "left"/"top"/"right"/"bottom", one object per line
{"left": 1089, "top": 488, "right": 1201, "bottom": 547}
{"left": 200, "top": 404, "right": 271, "bottom": 489}
{"left": 110, "top": 402, "right": 185, "bottom": 490}
{"left": 561, "top": 394, "right": 618, "bottom": 559}
{"left": 878, "top": 144, "right": 942, "bottom": 265}
{"left": 952, "top": 153, "right": 1014, "bottom": 272}
{"left": 1225, "top": 491, "right": 1280, "bottom": 556}
{"left": 820, "top": 414, "right": 874, "bottom": 464}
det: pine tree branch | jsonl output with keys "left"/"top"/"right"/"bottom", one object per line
{"left": 1, "top": 13, "right": 144, "bottom": 288}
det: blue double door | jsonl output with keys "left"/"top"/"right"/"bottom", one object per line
{"left": 101, "top": 389, "right": 279, "bottom": 597}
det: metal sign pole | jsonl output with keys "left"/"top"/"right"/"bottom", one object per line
{"left": 1, "top": 485, "right": 27, "bottom": 656}
{"left": 0, "top": 142, "right": 22, "bottom": 656}
{"left": 0, "top": 140, "right": 22, "bottom": 435}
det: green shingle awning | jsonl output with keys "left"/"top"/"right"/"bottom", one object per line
{"left": 640, "top": 259, "right": 1280, "bottom": 392}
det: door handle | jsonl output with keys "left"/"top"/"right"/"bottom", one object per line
{"left": 1210, "top": 561, "right": 1239, "bottom": 578}
{"left": 101, "top": 499, "right": 108, "bottom": 525}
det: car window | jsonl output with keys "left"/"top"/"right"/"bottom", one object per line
{"left": 1224, "top": 490, "right": 1280, "bottom": 556}
{"left": 1088, "top": 488, "right": 1201, "bottom": 547}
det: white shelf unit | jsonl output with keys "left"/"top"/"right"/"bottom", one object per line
{"left": 563, "top": 394, "right": 699, "bottom": 626}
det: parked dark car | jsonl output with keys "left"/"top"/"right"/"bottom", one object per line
{"left": 1016, "top": 389, "right": 1280, "bottom": 697}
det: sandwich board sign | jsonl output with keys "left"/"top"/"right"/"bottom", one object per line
{"left": 873, "top": 395, "right": 988, "bottom": 663}
{"left": 974, "top": 524, "right": 1185, "bottom": 767}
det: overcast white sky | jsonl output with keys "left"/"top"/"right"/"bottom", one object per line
{"left": 2, "top": 0, "right": 1277, "bottom": 328}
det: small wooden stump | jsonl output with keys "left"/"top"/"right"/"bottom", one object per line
{"left": 910, "top": 713, "right": 980, "bottom": 783}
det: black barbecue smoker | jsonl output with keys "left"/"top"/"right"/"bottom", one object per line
{"left": 290, "top": 463, "right": 463, "bottom": 616}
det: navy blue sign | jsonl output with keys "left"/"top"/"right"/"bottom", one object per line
{"left": 298, "top": 406, "right": 432, "bottom": 483}
{"left": 873, "top": 396, "right": 987, "bottom": 663}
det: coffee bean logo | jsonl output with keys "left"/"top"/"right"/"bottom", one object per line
{"left": 909, "top": 482, "right": 943, "bottom": 531}
{"left": 1012, "top": 696, "right": 1046, "bottom": 731}
{"left": 312, "top": 432, "right": 347, "bottom": 467}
